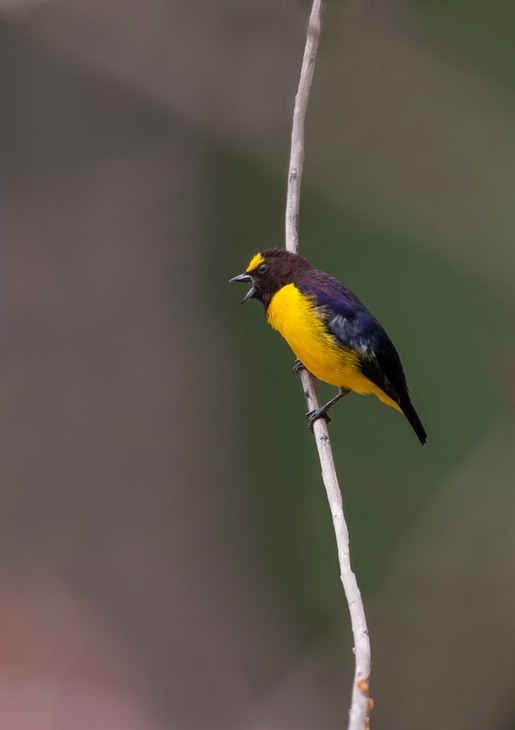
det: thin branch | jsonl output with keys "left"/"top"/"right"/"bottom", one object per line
{"left": 285, "top": 3, "right": 372, "bottom": 729}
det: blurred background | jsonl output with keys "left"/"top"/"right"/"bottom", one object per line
{"left": 0, "top": 0, "right": 514, "bottom": 728}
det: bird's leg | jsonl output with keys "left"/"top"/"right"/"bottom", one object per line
{"left": 292, "top": 358, "right": 305, "bottom": 375}
{"left": 306, "top": 387, "right": 351, "bottom": 430}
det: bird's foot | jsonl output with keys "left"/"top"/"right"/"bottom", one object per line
{"left": 306, "top": 407, "right": 331, "bottom": 431}
{"left": 305, "top": 388, "right": 351, "bottom": 431}
{"left": 292, "top": 358, "right": 305, "bottom": 375}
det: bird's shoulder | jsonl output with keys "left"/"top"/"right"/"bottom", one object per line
{"left": 296, "top": 270, "right": 381, "bottom": 351}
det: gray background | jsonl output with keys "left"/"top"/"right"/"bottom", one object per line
{"left": 0, "top": 1, "right": 514, "bottom": 728}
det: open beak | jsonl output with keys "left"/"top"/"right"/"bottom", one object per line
{"left": 229, "top": 273, "right": 255, "bottom": 304}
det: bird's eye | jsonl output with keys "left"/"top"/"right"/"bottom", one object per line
{"left": 257, "top": 263, "right": 268, "bottom": 274}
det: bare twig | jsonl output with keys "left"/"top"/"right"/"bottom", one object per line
{"left": 285, "top": 3, "right": 372, "bottom": 729}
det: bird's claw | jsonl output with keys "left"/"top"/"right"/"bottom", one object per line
{"left": 292, "top": 358, "right": 305, "bottom": 375}
{"left": 306, "top": 408, "right": 331, "bottom": 431}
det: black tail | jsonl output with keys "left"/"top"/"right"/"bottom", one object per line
{"left": 400, "top": 399, "right": 427, "bottom": 445}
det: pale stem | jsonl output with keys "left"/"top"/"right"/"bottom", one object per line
{"left": 284, "top": 2, "right": 372, "bottom": 728}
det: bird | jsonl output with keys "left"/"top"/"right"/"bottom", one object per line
{"left": 230, "top": 248, "right": 427, "bottom": 444}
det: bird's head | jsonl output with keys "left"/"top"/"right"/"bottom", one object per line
{"left": 229, "top": 248, "right": 311, "bottom": 307}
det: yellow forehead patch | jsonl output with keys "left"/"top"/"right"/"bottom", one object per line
{"left": 245, "top": 252, "right": 265, "bottom": 273}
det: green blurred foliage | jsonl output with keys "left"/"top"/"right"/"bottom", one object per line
{"left": 413, "top": 0, "right": 515, "bottom": 83}
{"left": 211, "top": 146, "right": 511, "bottom": 631}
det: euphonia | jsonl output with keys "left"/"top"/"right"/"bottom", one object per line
{"left": 230, "top": 248, "right": 426, "bottom": 444}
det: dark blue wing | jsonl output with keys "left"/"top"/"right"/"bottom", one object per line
{"left": 298, "top": 273, "right": 408, "bottom": 405}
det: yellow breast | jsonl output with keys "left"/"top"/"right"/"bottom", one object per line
{"left": 266, "top": 283, "right": 359, "bottom": 387}
{"left": 266, "top": 283, "right": 400, "bottom": 410}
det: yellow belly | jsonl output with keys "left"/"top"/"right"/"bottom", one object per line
{"left": 266, "top": 283, "right": 400, "bottom": 411}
